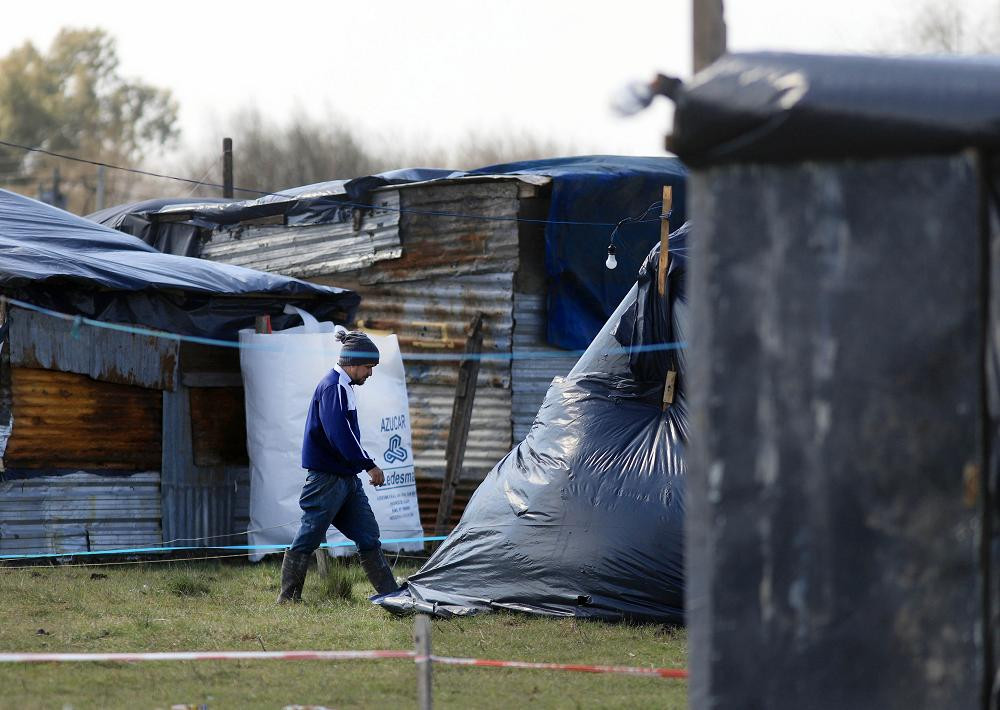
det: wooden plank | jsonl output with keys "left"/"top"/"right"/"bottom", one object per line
{"left": 658, "top": 186, "right": 673, "bottom": 296}
{"left": 663, "top": 370, "right": 677, "bottom": 410}
{"left": 434, "top": 313, "right": 485, "bottom": 535}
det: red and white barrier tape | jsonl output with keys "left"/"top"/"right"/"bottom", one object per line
{"left": 0, "top": 650, "right": 414, "bottom": 663}
{"left": 0, "top": 649, "right": 687, "bottom": 679}
{"left": 425, "top": 655, "right": 687, "bottom": 678}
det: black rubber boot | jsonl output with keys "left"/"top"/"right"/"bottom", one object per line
{"left": 276, "top": 550, "right": 310, "bottom": 604}
{"left": 358, "top": 548, "right": 401, "bottom": 595}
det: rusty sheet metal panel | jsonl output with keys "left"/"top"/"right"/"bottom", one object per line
{"left": 161, "top": 386, "right": 248, "bottom": 546}
{"left": 8, "top": 307, "right": 178, "bottom": 390}
{"left": 0, "top": 471, "right": 161, "bottom": 556}
{"left": 360, "top": 181, "right": 520, "bottom": 285}
{"left": 5, "top": 368, "right": 161, "bottom": 470}
{"left": 511, "top": 292, "right": 578, "bottom": 441}
{"left": 350, "top": 271, "right": 514, "bottom": 390}
{"left": 199, "top": 191, "right": 402, "bottom": 277}
{"left": 416, "top": 475, "right": 483, "bottom": 532}
{"left": 408, "top": 382, "right": 511, "bottom": 481}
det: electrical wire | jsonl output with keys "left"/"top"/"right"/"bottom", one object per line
{"left": 0, "top": 138, "right": 670, "bottom": 230}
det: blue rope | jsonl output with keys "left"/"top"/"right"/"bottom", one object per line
{"left": 4, "top": 297, "right": 687, "bottom": 362}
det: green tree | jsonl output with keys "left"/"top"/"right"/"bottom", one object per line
{"left": 0, "top": 28, "right": 179, "bottom": 212}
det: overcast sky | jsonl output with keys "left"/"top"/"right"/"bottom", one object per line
{"left": 0, "top": 0, "right": 994, "bottom": 163}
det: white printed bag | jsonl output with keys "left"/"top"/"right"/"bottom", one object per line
{"left": 239, "top": 310, "right": 423, "bottom": 561}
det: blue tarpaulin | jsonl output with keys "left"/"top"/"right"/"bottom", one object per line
{"left": 463, "top": 156, "right": 687, "bottom": 349}
{"left": 0, "top": 189, "right": 359, "bottom": 337}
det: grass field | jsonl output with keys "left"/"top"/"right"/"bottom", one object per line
{"left": 0, "top": 556, "right": 687, "bottom": 709}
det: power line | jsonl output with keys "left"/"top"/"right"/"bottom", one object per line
{"left": 0, "top": 138, "right": 672, "bottom": 229}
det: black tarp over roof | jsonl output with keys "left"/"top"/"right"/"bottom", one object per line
{"left": 0, "top": 189, "right": 359, "bottom": 337}
{"left": 668, "top": 52, "right": 1000, "bottom": 166}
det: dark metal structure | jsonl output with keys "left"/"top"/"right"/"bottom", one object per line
{"left": 671, "top": 52, "right": 1000, "bottom": 709}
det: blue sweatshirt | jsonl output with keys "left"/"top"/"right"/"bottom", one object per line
{"left": 301, "top": 365, "right": 376, "bottom": 475}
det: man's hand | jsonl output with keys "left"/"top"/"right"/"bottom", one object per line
{"left": 368, "top": 466, "right": 385, "bottom": 487}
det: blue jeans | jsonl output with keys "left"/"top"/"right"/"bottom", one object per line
{"left": 289, "top": 472, "right": 381, "bottom": 554}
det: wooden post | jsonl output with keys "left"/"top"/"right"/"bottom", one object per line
{"left": 660, "top": 188, "right": 677, "bottom": 411}
{"left": 434, "top": 313, "right": 485, "bottom": 535}
{"left": 222, "top": 137, "right": 234, "bottom": 199}
{"left": 414, "top": 614, "right": 433, "bottom": 710}
{"left": 658, "top": 187, "right": 672, "bottom": 297}
{"left": 693, "top": 0, "right": 727, "bottom": 73}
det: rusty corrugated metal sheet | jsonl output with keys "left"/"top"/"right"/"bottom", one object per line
{"left": 409, "top": 382, "right": 512, "bottom": 481}
{"left": 511, "top": 292, "right": 578, "bottom": 441}
{"left": 351, "top": 272, "right": 514, "bottom": 388}
{"left": 161, "top": 386, "right": 248, "bottom": 546}
{"left": 416, "top": 476, "right": 484, "bottom": 532}
{"left": 0, "top": 471, "right": 161, "bottom": 556}
{"left": 4, "top": 368, "right": 161, "bottom": 470}
{"left": 199, "top": 191, "right": 402, "bottom": 277}
{"left": 360, "top": 181, "right": 520, "bottom": 285}
{"left": 8, "top": 307, "right": 178, "bottom": 390}
{"left": 347, "top": 272, "right": 515, "bottom": 482}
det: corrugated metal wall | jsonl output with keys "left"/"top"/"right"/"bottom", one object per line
{"left": 0, "top": 472, "right": 161, "bottom": 556}
{"left": 5, "top": 368, "right": 162, "bottom": 470}
{"left": 199, "top": 192, "right": 402, "bottom": 277}
{"left": 8, "top": 307, "right": 178, "bottom": 390}
{"left": 511, "top": 293, "right": 578, "bottom": 441}
{"left": 359, "top": 181, "right": 521, "bottom": 285}
{"left": 161, "top": 386, "right": 248, "bottom": 547}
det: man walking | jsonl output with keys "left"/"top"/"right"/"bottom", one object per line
{"left": 277, "top": 330, "right": 401, "bottom": 603}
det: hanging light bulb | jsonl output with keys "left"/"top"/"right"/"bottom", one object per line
{"left": 605, "top": 244, "right": 618, "bottom": 270}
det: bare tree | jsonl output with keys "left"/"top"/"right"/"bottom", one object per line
{"left": 902, "top": 1, "right": 1000, "bottom": 53}
{"left": 179, "top": 106, "right": 579, "bottom": 200}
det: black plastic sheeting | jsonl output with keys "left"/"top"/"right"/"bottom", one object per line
{"left": 0, "top": 189, "right": 359, "bottom": 337}
{"left": 89, "top": 169, "right": 454, "bottom": 233}
{"left": 377, "top": 224, "right": 690, "bottom": 624}
{"left": 89, "top": 197, "right": 231, "bottom": 257}
{"left": 92, "top": 157, "right": 687, "bottom": 351}
{"left": 669, "top": 52, "right": 1000, "bottom": 166}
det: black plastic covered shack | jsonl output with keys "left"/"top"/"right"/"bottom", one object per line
{"left": 669, "top": 53, "right": 1000, "bottom": 710}
{"left": 378, "top": 224, "right": 690, "bottom": 624}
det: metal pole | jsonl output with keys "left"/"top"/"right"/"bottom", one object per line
{"left": 692, "top": 0, "right": 727, "bottom": 73}
{"left": 96, "top": 165, "right": 105, "bottom": 212}
{"left": 222, "top": 137, "right": 234, "bottom": 198}
{"left": 414, "top": 614, "right": 433, "bottom": 710}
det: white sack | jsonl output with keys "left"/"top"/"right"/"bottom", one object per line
{"left": 240, "top": 318, "right": 423, "bottom": 561}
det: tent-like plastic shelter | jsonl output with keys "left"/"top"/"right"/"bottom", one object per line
{"left": 378, "top": 224, "right": 690, "bottom": 624}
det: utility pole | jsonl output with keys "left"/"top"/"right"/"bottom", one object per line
{"left": 222, "top": 137, "right": 234, "bottom": 198}
{"left": 693, "top": 0, "right": 727, "bottom": 73}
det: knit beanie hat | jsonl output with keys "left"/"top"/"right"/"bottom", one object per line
{"left": 337, "top": 330, "right": 380, "bottom": 366}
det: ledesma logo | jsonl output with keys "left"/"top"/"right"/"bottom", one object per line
{"left": 383, "top": 434, "right": 408, "bottom": 464}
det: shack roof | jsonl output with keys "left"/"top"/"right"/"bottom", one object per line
{"left": 669, "top": 52, "right": 1000, "bottom": 166}
{"left": 0, "top": 188, "right": 359, "bottom": 337}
